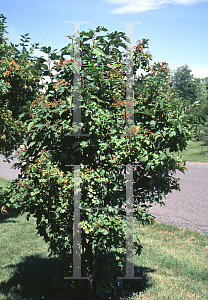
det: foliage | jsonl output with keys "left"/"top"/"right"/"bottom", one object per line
{"left": 2, "top": 23, "right": 197, "bottom": 299}
{"left": 0, "top": 14, "right": 44, "bottom": 160}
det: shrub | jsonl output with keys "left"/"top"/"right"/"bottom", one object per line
{"left": 2, "top": 25, "right": 197, "bottom": 299}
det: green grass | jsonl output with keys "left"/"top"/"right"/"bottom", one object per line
{"left": 0, "top": 212, "right": 207, "bottom": 300}
{"left": 0, "top": 177, "right": 10, "bottom": 187}
{"left": 175, "top": 140, "right": 208, "bottom": 163}
{"left": 132, "top": 222, "right": 208, "bottom": 300}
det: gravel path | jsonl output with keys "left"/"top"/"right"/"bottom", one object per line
{"left": 148, "top": 162, "right": 208, "bottom": 235}
{"left": 1, "top": 155, "right": 208, "bottom": 235}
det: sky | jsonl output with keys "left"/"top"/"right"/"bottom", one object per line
{"left": 1, "top": 0, "right": 208, "bottom": 78}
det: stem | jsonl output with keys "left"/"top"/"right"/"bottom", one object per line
{"left": 92, "top": 256, "right": 97, "bottom": 280}
{"left": 81, "top": 239, "right": 95, "bottom": 296}
{"left": 81, "top": 259, "right": 93, "bottom": 293}
{"left": 90, "top": 32, "right": 97, "bottom": 53}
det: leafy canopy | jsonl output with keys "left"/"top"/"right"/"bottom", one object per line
{"left": 0, "top": 14, "right": 44, "bottom": 159}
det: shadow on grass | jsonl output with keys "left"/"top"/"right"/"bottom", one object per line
{"left": 0, "top": 254, "right": 62, "bottom": 300}
{"left": 0, "top": 251, "right": 156, "bottom": 300}
{"left": 111, "top": 265, "right": 156, "bottom": 300}
{"left": 0, "top": 206, "right": 23, "bottom": 224}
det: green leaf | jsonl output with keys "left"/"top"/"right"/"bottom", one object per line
{"left": 95, "top": 26, "right": 108, "bottom": 32}
{"left": 138, "top": 156, "right": 148, "bottom": 163}
{"left": 149, "top": 120, "right": 156, "bottom": 128}
{"left": 29, "top": 141, "right": 36, "bottom": 147}
{"left": 41, "top": 46, "right": 51, "bottom": 53}
{"left": 92, "top": 47, "right": 106, "bottom": 58}
{"left": 36, "top": 124, "right": 45, "bottom": 130}
{"left": 28, "top": 122, "right": 34, "bottom": 132}
{"left": 80, "top": 141, "right": 88, "bottom": 148}
{"left": 50, "top": 124, "right": 57, "bottom": 131}
{"left": 169, "top": 130, "right": 176, "bottom": 137}
{"left": 66, "top": 96, "right": 72, "bottom": 106}
{"left": 50, "top": 53, "right": 59, "bottom": 60}
{"left": 178, "top": 123, "right": 183, "bottom": 134}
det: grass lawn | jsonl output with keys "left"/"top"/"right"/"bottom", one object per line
{"left": 175, "top": 140, "right": 208, "bottom": 163}
{"left": 0, "top": 178, "right": 10, "bottom": 186}
{"left": 133, "top": 222, "right": 208, "bottom": 300}
{"left": 0, "top": 139, "right": 208, "bottom": 299}
{"left": 0, "top": 212, "right": 207, "bottom": 300}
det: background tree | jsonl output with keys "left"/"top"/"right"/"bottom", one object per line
{"left": 2, "top": 25, "right": 197, "bottom": 299}
{"left": 170, "top": 65, "right": 196, "bottom": 105}
{"left": 170, "top": 65, "right": 208, "bottom": 143}
{"left": 202, "top": 77, "right": 208, "bottom": 95}
{"left": 193, "top": 77, "right": 208, "bottom": 145}
{"left": 192, "top": 77, "right": 208, "bottom": 122}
